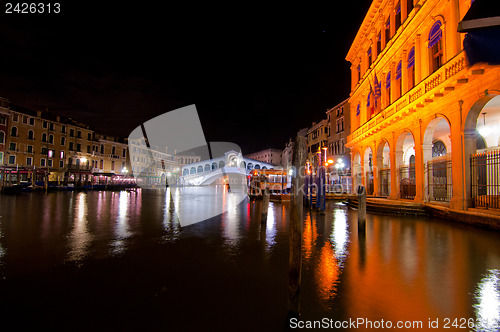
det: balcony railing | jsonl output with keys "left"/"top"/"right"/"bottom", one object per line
{"left": 349, "top": 51, "right": 467, "bottom": 144}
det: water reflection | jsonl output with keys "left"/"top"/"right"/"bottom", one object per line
{"left": 474, "top": 269, "right": 500, "bottom": 331}
{"left": 264, "top": 202, "right": 277, "bottom": 252}
{"left": 162, "top": 188, "right": 181, "bottom": 243}
{"left": 110, "top": 191, "right": 132, "bottom": 255}
{"left": 67, "top": 192, "right": 92, "bottom": 264}
{"left": 331, "top": 208, "right": 349, "bottom": 264}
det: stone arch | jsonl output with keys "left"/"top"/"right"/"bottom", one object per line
{"left": 395, "top": 130, "right": 416, "bottom": 199}
{"left": 363, "top": 147, "right": 374, "bottom": 195}
{"left": 212, "top": 162, "right": 217, "bottom": 170}
{"left": 197, "top": 165, "right": 203, "bottom": 173}
{"left": 240, "top": 161, "right": 246, "bottom": 168}
{"left": 218, "top": 160, "right": 225, "bottom": 168}
{"left": 352, "top": 151, "right": 362, "bottom": 190}
{"left": 190, "top": 166, "right": 196, "bottom": 174}
{"left": 247, "top": 163, "right": 253, "bottom": 170}
{"left": 376, "top": 139, "right": 391, "bottom": 196}
{"left": 262, "top": 166, "right": 267, "bottom": 169}
{"left": 204, "top": 164, "right": 210, "bottom": 172}
{"left": 254, "top": 164, "right": 261, "bottom": 169}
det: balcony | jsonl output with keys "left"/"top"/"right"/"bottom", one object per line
{"left": 348, "top": 51, "right": 469, "bottom": 145}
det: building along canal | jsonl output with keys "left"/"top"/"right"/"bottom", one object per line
{"left": 0, "top": 187, "right": 498, "bottom": 331}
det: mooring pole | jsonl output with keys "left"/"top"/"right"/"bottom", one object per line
{"left": 358, "top": 185, "right": 366, "bottom": 233}
{"left": 261, "top": 187, "right": 270, "bottom": 224}
{"left": 288, "top": 134, "right": 306, "bottom": 318}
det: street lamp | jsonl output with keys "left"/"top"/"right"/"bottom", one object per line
{"left": 335, "top": 158, "right": 345, "bottom": 193}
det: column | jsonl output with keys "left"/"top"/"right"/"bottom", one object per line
{"left": 413, "top": 121, "right": 424, "bottom": 203}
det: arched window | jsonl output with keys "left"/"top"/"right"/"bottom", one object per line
{"left": 212, "top": 162, "right": 217, "bottom": 170}
{"left": 407, "top": 47, "right": 415, "bottom": 89}
{"left": 204, "top": 164, "right": 210, "bottom": 172}
{"left": 247, "top": 163, "right": 253, "bottom": 170}
{"left": 42, "top": 133, "right": 47, "bottom": 142}
{"left": 0, "top": 131, "right": 4, "bottom": 144}
{"left": 429, "top": 20, "right": 443, "bottom": 73}
{"left": 432, "top": 140, "right": 447, "bottom": 157}
{"left": 10, "top": 127, "right": 17, "bottom": 137}
{"left": 396, "top": 61, "right": 402, "bottom": 97}
{"left": 28, "top": 130, "right": 34, "bottom": 140}
{"left": 48, "top": 134, "right": 54, "bottom": 144}
{"left": 218, "top": 160, "right": 225, "bottom": 168}
{"left": 386, "top": 71, "right": 392, "bottom": 106}
{"left": 197, "top": 165, "right": 203, "bottom": 173}
{"left": 190, "top": 167, "right": 196, "bottom": 174}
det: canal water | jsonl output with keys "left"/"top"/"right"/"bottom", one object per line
{"left": 0, "top": 187, "right": 499, "bottom": 331}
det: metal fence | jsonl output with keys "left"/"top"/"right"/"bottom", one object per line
{"left": 379, "top": 168, "right": 391, "bottom": 197}
{"left": 426, "top": 159, "right": 452, "bottom": 202}
{"left": 399, "top": 165, "right": 416, "bottom": 199}
{"left": 366, "top": 171, "right": 374, "bottom": 195}
{"left": 471, "top": 149, "right": 500, "bottom": 209}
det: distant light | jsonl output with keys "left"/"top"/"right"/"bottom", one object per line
{"left": 80, "top": 157, "right": 87, "bottom": 163}
{"left": 122, "top": 167, "right": 128, "bottom": 173}
{"left": 167, "top": 172, "right": 171, "bottom": 176}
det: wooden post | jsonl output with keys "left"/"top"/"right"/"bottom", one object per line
{"left": 287, "top": 134, "right": 306, "bottom": 318}
{"left": 358, "top": 185, "right": 366, "bottom": 233}
{"left": 261, "top": 187, "right": 270, "bottom": 224}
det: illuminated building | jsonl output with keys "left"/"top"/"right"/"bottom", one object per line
{"left": 245, "top": 148, "right": 282, "bottom": 166}
{"left": 306, "top": 120, "right": 329, "bottom": 168}
{"left": 345, "top": 0, "right": 500, "bottom": 209}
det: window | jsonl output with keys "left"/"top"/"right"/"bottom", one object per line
{"left": 8, "top": 155, "right": 15, "bottom": 164}
{"left": 28, "top": 130, "right": 34, "bottom": 140}
{"left": 367, "top": 48, "right": 372, "bottom": 67}
{"left": 29, "top": 117, "right": 35, "bottom": 125}
{"left": 336, "top": 118, "right": 344, "bottom": 133}
{"left": 12, "top": 114, "right": 18, "bottom": 122}
{"left": 407, "top": 47, "right": 415, "bottom": 89}
{"left": 0, "top": 116, "right": 6, "bottom": 124}
{"left": 61, "top": 137, "right": 65, "bottom": 145}
{"left": 76, "top": 143, "right": 81, "bottom": 152}
{"left": 100, "top": 145, "right": 104, "bottom": 154}
{"left": 42, "top": 133, "right": 47, "bottom": 142}
{"left": 377, "top": 32, "right": 382, "bottom": 54}
{"left": 41, "top": 147, "right": 48, "bottom": 155}
{"left": 123, "top": 149, "right": 126, "bottom": 158}
{"left": 69, "top": 142, "right": 74, "bottom": 151}
{"left": 386, "top": 71, "right": 392, "bottom": 105}
{"left": 48, "top": 150, "right": 54, "bottom": 158}
{"left": 9, "top": 142, "right": 16, "bottom": 151}
{"left": 100, "top": 160, "right": 103, "bottom": 169}
{"left": 61, "top": 125, "right": 66, "bottom": 134}
{"left": 26, "top": 157, "right": 32, "bottom": 165}
{"left": 41, "top": 158, "right": 46, "bottom": 167}
{"left": 87, "top": 145, "right": 91, "bottom": 153}
{"left": 70, "top": 129, "right": 74, "bottom": 137}
{"left": 88, "top": 133, "right": 92, "bottom": 140}
{"left": 43, "top": 120, "right": 48, "bottom": 128}
{"left": 48, "top": 159, "right": 53, "bottom": 167}
{"left": 60, "top": 151, "right": 64, "bottom": 159}
{"left": 10, "top": 127, "right": 17, "bottom": 137}
{"left": 22, "top": 115, "right": 28, "bottom": 124}
{"left": 0, "top": 152, "right": 3, "bottom": 164}
{"left": 27, "top": 145, "right": 33, "bottom": 153}
{"left": 112, "top": 146, "right": 116, "bottom": 155}
{"left": 48, "top": 134, "right": 54, "bottom": 144}
{"left": 395, "top": 2, "right": 401, "bottom": 31}
{"left": 77, "top": 130, "right": 81, "bottom": 138}
{"left": 429, "top": 20, "right": 443, "bottom": 73}
{"left": 407, "top": 0, "right": 414, "bottom": 16}
{"left": 0, "top": 131, "right": 4, "bottom": 144}
{"left": 59, "top": 160, "right": 64, "bottom": 168}
{"left": 396, "top": 61, "right": 402, "bottom": 98}
{"left": 385, "top": 18, "right": 391, "bottom": 43}
{"left": 111, "top": 161, "right": 115, "bottom": 170}
{"left": 357, "top": 65, "right": 361, "bottom": 83}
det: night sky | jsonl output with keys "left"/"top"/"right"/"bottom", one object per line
{"left": 0, "top": 1, "right": 372, "bottom": 154}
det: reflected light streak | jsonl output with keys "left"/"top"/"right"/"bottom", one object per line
{"left": 265, "top": 202, "right": 277, "bottom": 252}
{"left": 162, "top": 188, "right": 180, "bottom": 242}
{"left": 331, "top": 209, "right": 350, "bottom": 265}
{"left": 316, "top": 243, "right": 340, "bottom": 304}
{"left": 474, "top": 269, "right": 500, "bottom": 331}
{"left": 111, "top": 191, "right": 131, "bottom": 255}
{"left": 67, "top": 193, "right": 91, "bottom": 264}
{"left": 222, "top": 190, "right": 240, "bottom": 249}
{"left": 302, "top": 213, "right": 317, "bottom": 261}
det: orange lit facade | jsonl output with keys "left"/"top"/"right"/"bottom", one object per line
{"left": 346, "top": 0, "right": 500, "bottom": 210}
